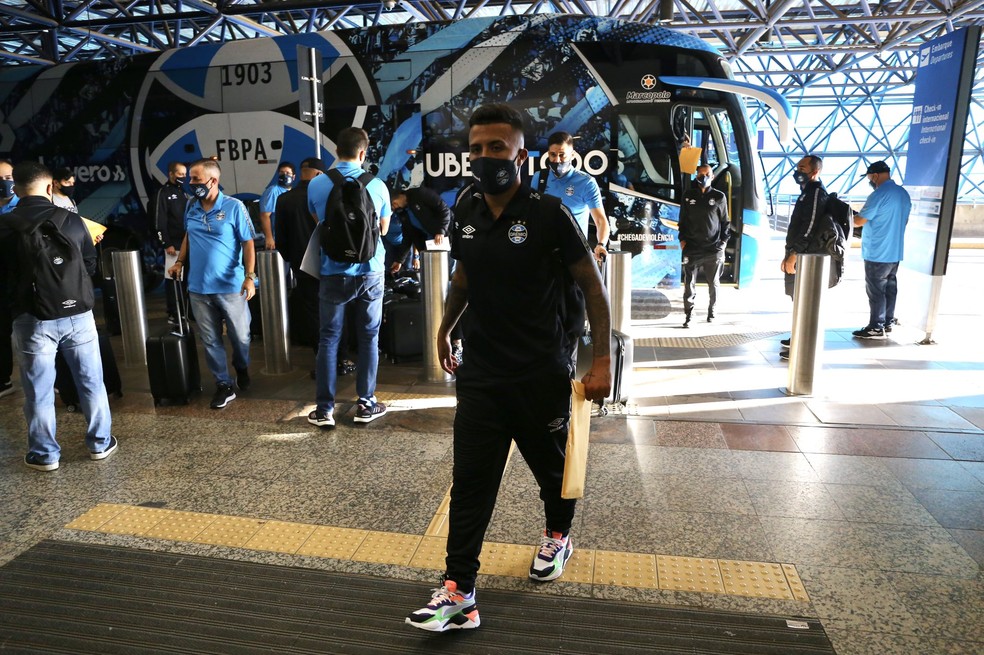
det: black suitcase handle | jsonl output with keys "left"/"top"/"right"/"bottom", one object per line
{"left": 172, "top": 269, "right": 190, "bottom": 337}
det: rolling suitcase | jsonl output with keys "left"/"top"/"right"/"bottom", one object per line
{"left": 575, "top": 329, "right": 632, "bottom": 405}
{"left": 379, "top": 297, "right": 423, "bottom": 363}
{"left": 55, "top": 332, "right": 123, "bottom": 412}
{"left": 146, "top": 275, "right": 201, "bottom": 405}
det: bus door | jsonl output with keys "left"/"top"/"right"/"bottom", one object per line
{"left": 610, "top": 111, "right": 683, "bottom": 289}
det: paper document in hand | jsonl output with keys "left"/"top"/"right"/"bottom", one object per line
{"left": 561, "top": 379, "right": 591, "bottom": 499}
{"left": 425, "top": 238, "right": 451, "bottom": 251}
{"left": 82, "top": 218, "right": 108, "bottom": 244}
{"left": 163, "top": 252, "right": 178, "bottom": 280}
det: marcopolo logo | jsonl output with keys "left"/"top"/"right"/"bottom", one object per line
{"left": 626, "top": 74, "right": 671, "bottom": 104}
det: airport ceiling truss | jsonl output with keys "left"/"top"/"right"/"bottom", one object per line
{"left": 2, "top": 1, "right": 983, "bottom": 198}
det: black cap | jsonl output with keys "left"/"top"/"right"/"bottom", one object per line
{"left": 862, "top": 160, "right": 891, "bottom": 176}
{"left": 300, "top": 157, "right": 328, "bottom": 173}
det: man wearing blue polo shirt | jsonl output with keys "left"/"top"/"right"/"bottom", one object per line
{"left": 852, "top": 160, "right": 911, "bottom": 339}
{"left": 168, "top": 159, "right": 256, "bottom": 409}
{"left": 306, "top": 127, "right": 391, "bottom": 428}
{"left": 530, "top": 131, "right": 610, "bottom": 263}
{"left": 258, "top": 161, "right": 295, "bottom": 250}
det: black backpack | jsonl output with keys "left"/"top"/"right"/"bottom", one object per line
{"left": 320, "top": 169, "right": 379, "bottom": 263}
{"left": 808, "top": 192, "right": 852, "bottom": 288}
{"left": 13, "top": 209, "right": 94, "bottom": 320}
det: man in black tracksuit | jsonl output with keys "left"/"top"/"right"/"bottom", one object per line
{"left": 275, "top": 157, "right": 326, "bottom": 350}
{"left": 151, "top": 161, "right": 189, "bottom": 322}
{"left": 779, "top": 154, "right": 828, "bottom": 359}
{"left": 782, "top": 155, "right": 828, "bottom": 295}
{"left": 678, "top": 164, "right": 731, "bottom": 326}
{"left": 406, "top": 104, "right": 612, "bottom": 633}
{"left": 388, "top": 185, "right": 453, "bottom": 272}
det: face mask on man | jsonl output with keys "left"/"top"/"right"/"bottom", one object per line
{"left": 189, "top": 182, "right": 210, "bottom": 199}
{"left": 548, "top": 160, "right": 571, "bottom": 177}
{"left": 0, "top": 179, "right": 13, "bottom": 198}
{"left": 278, "top": 173, "right": 294, "bottom": 187}
{"left": 60, "top": 185, "right": 75, "bottom": 198}
{"left": 471, "top": 157, "right": 519, "bottom": 195}
{"left": 792, "top": 170, "right": 808, "bottom": 186}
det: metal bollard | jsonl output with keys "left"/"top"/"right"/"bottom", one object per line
{"left": 110, "top": 250, "right": 148, "bottom": 367}
{"left": 786, "top": 253, "right": 831, "bottom": 396}
{"left": 256, "top": 251, "right": 291, "bottom": 375}
{"left": 421, "top": 251, "right": 451, "bottom": 383}
{"left": 605, "top": 251, "right": 632, "bottom": 335}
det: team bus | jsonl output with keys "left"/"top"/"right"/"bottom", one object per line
{"left": 0, "top": 15, "right": 792, "bottom": 289}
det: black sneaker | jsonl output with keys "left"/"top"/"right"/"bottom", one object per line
{"left": 336, "top": 360, "right": 356, "bottom": 376}
{"left": 683, "top": 314, "right": 691, "bottom": 328}
{"left": 779, "top": 350, "right": 790, "bottom": 361}
{"left": 236, "top": 367, "right": 250, "bottom": 391}
{"left": 308, "top": 410, "right": 335, "bottom": 429}
{"left": 210, "top": 384, "right": 236, "bottom": 409}
{"left": 90, "top": 436, "right": 118, "bottom": 461}
{"left": 0, "top": 380, "right": 13, "bottom": 399}
{"left": 852, "top": 326, "right": 886, "bottom": 339}
{"left": 884, "top": 318, "right": 898, "bottom": 334}
{"left": 354, "top": 401, "right": 387, "bottom": 424}
{"left": 707, "top": 310, "right": 715, "bottom": 322}
{"left": 24, "top": 454, "right": 58, "bottom": 472}
{"left": 780, "top": 338, "right": 791, "bottom": 347}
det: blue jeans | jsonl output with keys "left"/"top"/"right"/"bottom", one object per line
{"left": 189, "top": 292, "right": 251, "bottom": 388}
{"left": 316, "top": 273, "right": 384, "bottom": 414}
{"left": 863, "top": 260, "right": 899, "bottom": 329}
{"left": 12, "top": 310, "right": 113, "bottom": 464}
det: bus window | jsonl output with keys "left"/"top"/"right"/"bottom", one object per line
{"left": 616, "top": 112, "right": 678, "bottom": 202}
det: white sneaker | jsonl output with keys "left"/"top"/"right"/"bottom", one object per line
{"left": 405, "top": 580, "right": 480, "bottom": 632}
{"left": 529, "top": 530, "right": 573, "bottom": 582}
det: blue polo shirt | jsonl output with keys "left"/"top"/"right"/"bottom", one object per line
{"left": 859, "top": 179, "right": 911, "bottom": 263}
{"left": 184, "top": 190, "right": 255, "bottom": 294}
{"left": 260, "top": 183, "right": 289, "bottom": 230}
{"left": 531, "top": 167, "right": 603, "bottom": 238}
{"left": 0, "top": 195, "right": 18, "bottom": 215}
{"left": 307, "top": 161, "right": 391, "bottom": 276}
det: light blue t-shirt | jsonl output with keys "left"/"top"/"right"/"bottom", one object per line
{"left": 531, "top": 167, "right": 603, "bottom": 238}
{"left": 859, "top": 179, "right": 911, "bottom": 263}
{"left": 307, "top": 161, "right": 391, "bottom": 277}
{"left": 185, "top": 190, "right": 255, "bottom": 294}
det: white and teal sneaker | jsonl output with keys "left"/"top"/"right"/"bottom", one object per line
{"left": 529, "top": 530, "right": 573, "bottom": 582}
{"left": 405, "top": 580, "right": 480, "bottom": 632}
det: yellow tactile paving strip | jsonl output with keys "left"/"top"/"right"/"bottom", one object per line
{"left": 65, "top": 504, "right": 809, "bottom": 602}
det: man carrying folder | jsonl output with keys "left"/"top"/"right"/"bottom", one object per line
{"left": 406, "top": 104, "right": 611, "bottom": 633}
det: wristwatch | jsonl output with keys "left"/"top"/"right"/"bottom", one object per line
{"left": 245, "top": 272, "right": 258, "bottom": 282}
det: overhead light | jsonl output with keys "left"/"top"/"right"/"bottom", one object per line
{"left": 382, "top": 0, "right": 400, "bottom": 10}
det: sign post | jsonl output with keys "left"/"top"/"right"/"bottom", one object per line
{"left": 901, "top": 27, "right": 981, "bottom": 343}
{"left": 297, "top": 46, "right": 324, "bottom": 158}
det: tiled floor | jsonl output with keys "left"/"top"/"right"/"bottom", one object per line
{"left": 1, "top": 246, "right": 982, "bottom": 654}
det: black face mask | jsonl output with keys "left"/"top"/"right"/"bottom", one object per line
{"left": 278, "top": 173, "right": 294, "bottom": 187}
{"left": 792, "top": 170, "right": 808, "bottom": 186}
{"left": 60, "top": 185, "right": 75, "bottom": 198}
{"left": 174, "top": 176, "right": 186, "bottom": 186}
{"left": 189, "top": 183, "right": 210, "bottom": 199}
{"left": 0, "top": 179, "right": 13, "bottom": 198}
{"left": 471, "top": 156, "right": 519, "bottom": 195}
